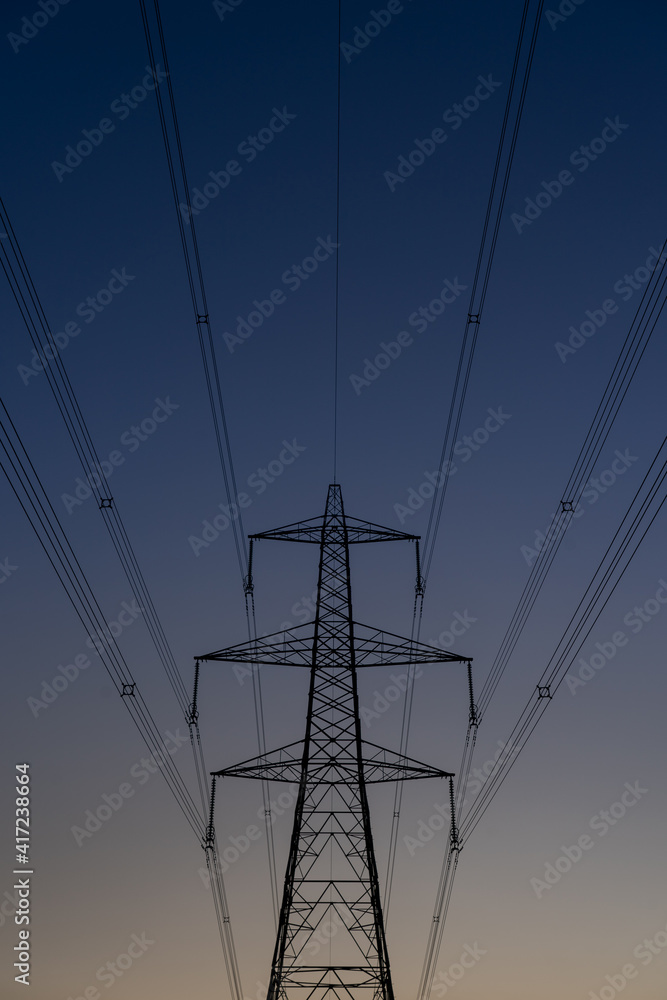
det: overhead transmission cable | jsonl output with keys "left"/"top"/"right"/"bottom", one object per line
{"left": 0, "top": 201, "right": 248, "bottom": 999}
{"left": 381, "top": 0, "right": 544, "bottom": 941}
{"left": 415, "top": 249, "right": 667, "bottom": 1000}
{"left": 0, "top": 198, "right": 190, "bottom": 716}
{"left": 407, "top": 1, "right": 547, "bottom": 993}
{"left": 476, "top": 245, "right": 667, "bottom": 720}
{"left": 382, "top": 581, "right": 426, "bottom": 920}
{"left": 416, "top": 408, "right": 667, "bottom": 1000}
{"left": 0, "top": 398, "right": 205, "bottom": 840}
{"left": 460, "top": 431, "right": 667, "bottom": 845}
{"left": 137, "top": 0, "right": 246, "bottom": 575}
{"left": 421, "top": 0, "right": 544, "bottom": 584}
{"left": 137, "top": 0, "right": 280, "bottom": 938}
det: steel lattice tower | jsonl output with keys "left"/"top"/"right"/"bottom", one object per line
{"left": 198, "top": 485, "right": 469, "bottom": 1000}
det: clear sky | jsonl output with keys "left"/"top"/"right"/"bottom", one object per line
{"left": 1, "top": 1, "right": 666, "bottom": 998}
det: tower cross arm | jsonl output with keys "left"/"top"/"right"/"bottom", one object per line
{"left": 251, "top": 516, "right": 325, "bottom": 543}
{"left": 212, "top": 739, "right": 454, "bottom": 785}
{"left": 343, "top": 517, "right": 420, "bottom": 544}
{"left": 249, "top": 514, "right": 419, "bottom": 545}
{"left": 196, "top": 620, "right": 470, "bottom": 667}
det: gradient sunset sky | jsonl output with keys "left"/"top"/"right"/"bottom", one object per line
{"left": 1, "top": 1, "right": 666, "bottom": 998}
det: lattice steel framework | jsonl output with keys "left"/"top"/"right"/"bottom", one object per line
{"left": 198, "top": 485, "right": 470, "bottom": 1000}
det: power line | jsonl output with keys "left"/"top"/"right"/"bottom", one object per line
{"left": 0, "top": 396, "right": 205, "bottom": 839}
{"left": 477, "top": 244, "right": 667, "bottom": 719}
{"left": 0, "top": 220, "right": 249, "bottom": 998}
{"left": 387, "top": 3, "right": 546, "bottom": 991}
{"left": 0, "top": 198, "right": 191, "bottom": 714}
{"left": 460, "top": 434, "right": 667, "bottom": 845}
{"left": 421, "top": 0, "right": 545, "bottom": 583}
{"left": 413, "top": 252, "right": 667, "bottom": 997}
{"left": 137, "top": 0, "right": 281, "bottom": 955}
{"left": 415, "top": 343, "right": 667, "bottom": 990}
{"left": 137, "top": 0, "right": 247, "bottom": 577}
{"left": 2, "top": 87, "right": 252, "bottom": 996}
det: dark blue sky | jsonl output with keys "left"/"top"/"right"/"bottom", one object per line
{"left": 1, "top": 1, "right": 666, "bottom": 998}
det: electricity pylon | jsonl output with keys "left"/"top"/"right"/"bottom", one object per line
{"left": 198, "top": 484, "right": 470, "bottom": 1000}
